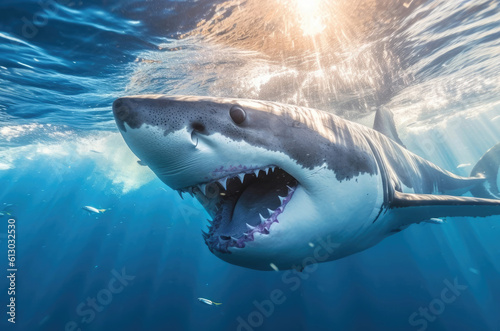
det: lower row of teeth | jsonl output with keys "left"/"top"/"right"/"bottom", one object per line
{"left": 204, "top": 184, "right": 296, "bottom": 253}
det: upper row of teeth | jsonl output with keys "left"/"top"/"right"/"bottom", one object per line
{"left": 198, "top": 166, "right": 277, "bottom": 193}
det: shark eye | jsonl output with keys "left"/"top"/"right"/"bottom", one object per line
{"left": 230, "top": 105, "right": 246, "bottom": 125}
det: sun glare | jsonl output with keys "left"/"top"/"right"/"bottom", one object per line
{"left": 294, "top": 0, "right": 327, "bottom": 36}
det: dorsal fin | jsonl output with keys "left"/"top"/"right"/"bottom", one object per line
{"left": 373, "top": 108, "right": 406, "bottom": 148}
{"left": 470, "top": 143, "right": 500, "bottom": 199}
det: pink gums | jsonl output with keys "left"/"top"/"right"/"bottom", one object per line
{"left": 206, "top": 186, "right": 296, "bottom": 254}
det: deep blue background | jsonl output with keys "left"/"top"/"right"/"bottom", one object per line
{"left": 0, "top": 0, "right": 499, "bottom": 330}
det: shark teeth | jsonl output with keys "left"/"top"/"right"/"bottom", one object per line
{"left": 198, "top": 183, "right": 207, "bottom": 195}
{"left": 218, "top": 177, "right": 228, "bottom": 190}
{"left": 191, "top": 165, "right": 280, "bottom": 194}
{"left": 189, "top": 165, "right": 298, "bottom": 254}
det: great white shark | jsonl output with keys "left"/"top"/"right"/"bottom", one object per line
{"left": 112, "top": 95, "right": 500, "bottom": 271}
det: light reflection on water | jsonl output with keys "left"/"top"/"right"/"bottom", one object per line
{"left": 128, "top": 0, "right": 423, "bottom": 116}
{"left": 126, "top": 0, "right": 500, "bottom": 127}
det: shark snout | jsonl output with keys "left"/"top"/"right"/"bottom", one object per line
{"left": 113, "top": 98, "right": 132, "bottom": 130}
{"left": 112, "top": 98, "right": 128, "bottom": 118}
{"left": 112, "top": 97, "right": 144, "bottom": 132}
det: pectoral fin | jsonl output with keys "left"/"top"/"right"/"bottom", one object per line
{"left": 390, "top": 191, "right": 500, "bottom": 226}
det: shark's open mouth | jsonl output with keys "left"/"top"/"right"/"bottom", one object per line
{"left": 180, "top": 166, "right": 298, "bottom": 253}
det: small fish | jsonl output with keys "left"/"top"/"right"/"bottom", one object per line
{"left": 197, "top": 298, "right": 222, "bottom": 306}
{"left": 269, "top": 263, "right": 279, "bottom": 272}
{"left": 469, "top": 267, "right": 480, "bottom": 275}
{"left": 425, "top": 218, "right": 445, "bottom": 224}
{"left": 82, "top": 206, "right": 106, "bottom": 214}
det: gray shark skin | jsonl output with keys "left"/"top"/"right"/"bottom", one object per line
{"left": 112, "top": 95, "right": 500, "bottom": 271}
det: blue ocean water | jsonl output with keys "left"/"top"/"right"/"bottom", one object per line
{"left": 0, "top": 0, "right": 499, "bottom": 330}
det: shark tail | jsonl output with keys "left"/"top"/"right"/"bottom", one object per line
{"left": 386, "top": 143, "right": 500, "bottom": 232}
{"left": 98, "top": 209, "right": 107, "bottom": 213}
{"left": 470, "top": 143, "right": 500, "bottom": 200}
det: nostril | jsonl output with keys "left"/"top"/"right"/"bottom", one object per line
{"left": 190, "top": 121, "right": 205, "bottom": 147}
{"left": 190, "top": 130, "right": 199, "bottom": 147}
{"left": 191, "top": 121, "right": 206, "bottom": 133}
